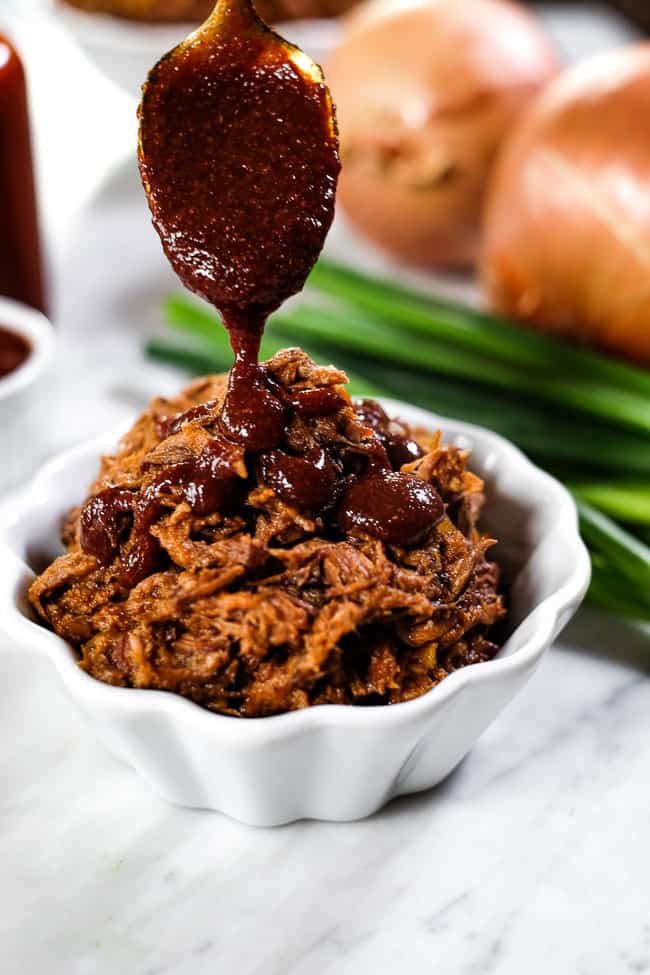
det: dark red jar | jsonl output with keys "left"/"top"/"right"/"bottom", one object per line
{"left": 0, "top": 35, "right": 47, "bottom": 314}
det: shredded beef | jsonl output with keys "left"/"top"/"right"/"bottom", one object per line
{"left": 29, "top": 349, "right": 506, "bottom": 716}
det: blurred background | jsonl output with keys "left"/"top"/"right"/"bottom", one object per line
{"left": 561, "top": 0, "right": 649, "bottom": 32}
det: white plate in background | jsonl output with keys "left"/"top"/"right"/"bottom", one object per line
{"left": 51, "top": 1, "right": 639, "bottom": 98}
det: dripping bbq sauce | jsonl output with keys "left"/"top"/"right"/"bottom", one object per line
{"left": 80, "top": 4, "right": 444, "bottom": 576}
{"left": 80, "top": 439, "right": 245, "bottom": 585}
{"left": 138, "top": 5, "right": 340, "bottom": 448}
{"left": 138, "top": 2, "right": 341, "bottom": 445}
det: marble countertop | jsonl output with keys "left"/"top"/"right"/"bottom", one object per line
{"left": 3, "top": 613, "right": 649, "bottom": 974}
{"left": 1, "top": 3, "right": 649, "bottom": 973}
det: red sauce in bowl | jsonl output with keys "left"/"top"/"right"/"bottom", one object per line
{"left": 0, "top": 325, "right": 30, "bottom": 379}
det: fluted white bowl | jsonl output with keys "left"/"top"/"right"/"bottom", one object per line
{"left": 0, "top": 399, "right": 590, "bottom": 825}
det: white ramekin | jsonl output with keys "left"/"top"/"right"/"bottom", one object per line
{"left": 0, "top": 297, "right": 56, "bottom": 495}
{"left": 0, "top": 399, "right": 590, "bottom": 825}
{"left": 52, "top": 0, "right": 339, "bottom": 97}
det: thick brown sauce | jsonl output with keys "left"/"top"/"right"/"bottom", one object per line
{"left": 338, "top": 471, "right": 444, "bottom": 546}
{"left": 0, "top": 324, "right": 30, "bottom": 378}
{"left": 336, "top": 400, "right": 440, "bottom": 545}
{"left": 80, "top": 4, "right": 445, "bottom": 578}
{"left": 81, "top": 391, "right": 444, "bottom": 580}
{"left": 138, "top": 3, "right": 339, "bottom": 446}
{"left": 80, "top": 486, "right": 133, "bottom": 566}
{"left": 354, "top": 399, "right": 424, "bottom": 468}
{"left": 218, "top": 328, "right": 287, "bottom": 450}
{"left": 81, "top": 438, "right": 244, "bottom": 585}
{"left": 138, "top": 20, "right": 338, "bottom": 314}
{"left": 259, "top": 447, "right": 336, "bottom": 511}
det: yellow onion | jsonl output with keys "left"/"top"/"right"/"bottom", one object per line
{"left": 482, "top": 43, "right": 650, "bottom": 367}
{"left": 326, "top": 0, "right": 558, "bottom": 269}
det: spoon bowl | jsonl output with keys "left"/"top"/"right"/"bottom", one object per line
{"left": 138, "top": 0, "right": 340, "bottom": 314}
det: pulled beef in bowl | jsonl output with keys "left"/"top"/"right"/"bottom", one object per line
{"left": 29, "top": 349, "right": 506, "bottom": 717}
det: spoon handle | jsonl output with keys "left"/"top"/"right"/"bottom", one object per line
{"left": 199, "top": 0, "right": 266, "bottom": 38}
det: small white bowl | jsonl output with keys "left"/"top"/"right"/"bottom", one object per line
{"left": 52, "top": 0, "right": 340, "bottom": 98}
{"left": 0, "top": 297, "right": 56, "bottom": 495}
{"left": 0, "top": 400, "right": 590, "bottom": 825}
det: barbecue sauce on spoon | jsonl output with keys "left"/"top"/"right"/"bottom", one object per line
{"left": 138, "top": 0, "right": 338, "bottom": 449}
{"left": 79, "top": 0, "right": 444, "bottom": 579}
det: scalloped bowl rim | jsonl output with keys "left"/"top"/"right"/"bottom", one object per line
{"left": 0, "top": 399, "right": 590, "bottom": 746}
